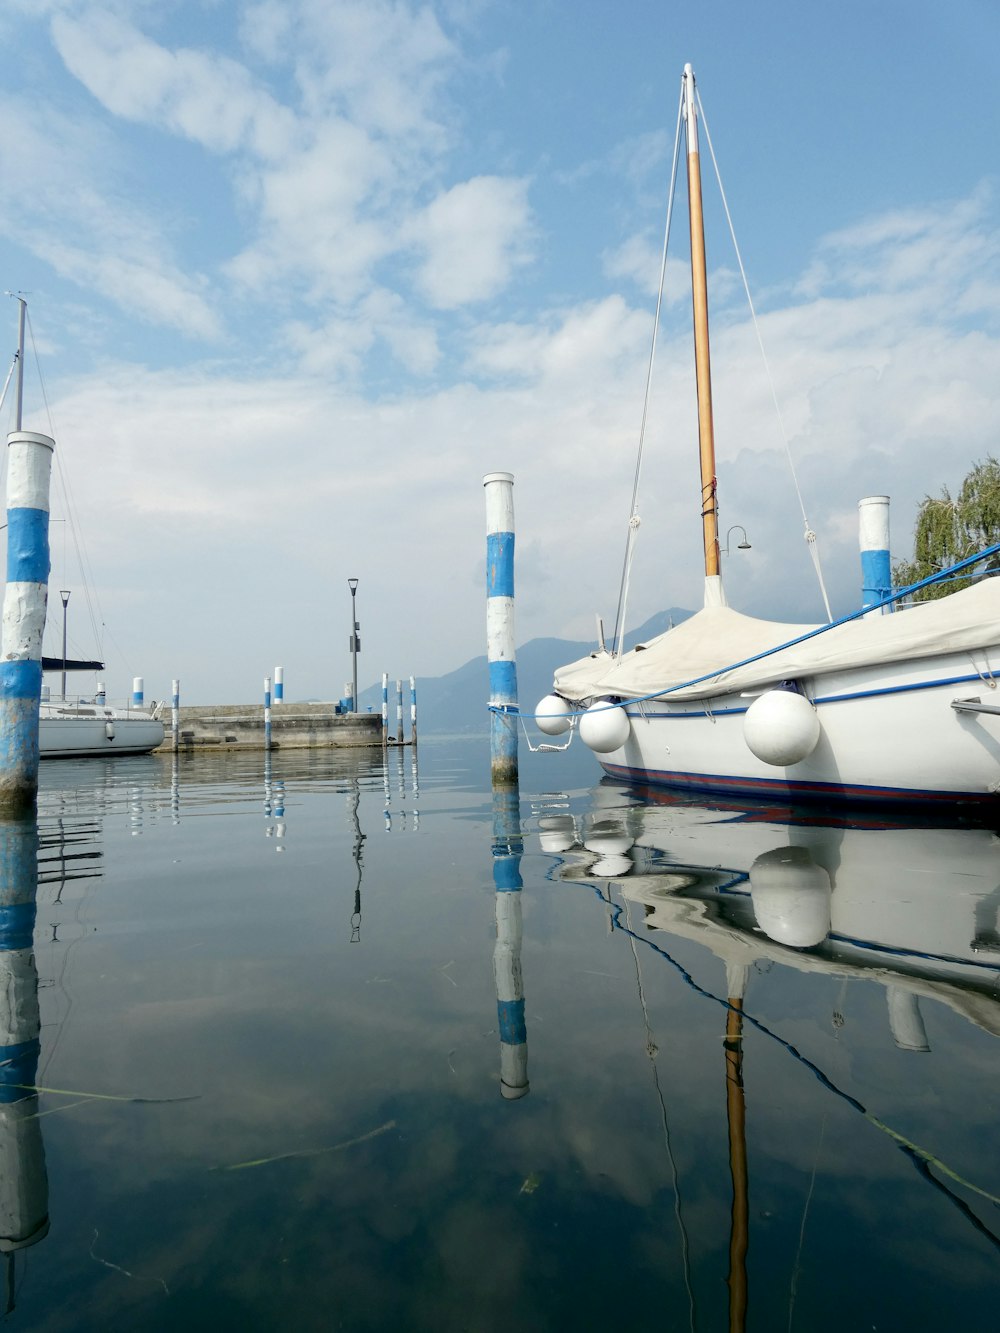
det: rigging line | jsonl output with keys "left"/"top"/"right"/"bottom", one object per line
{"left": 23, "top": 309, "right": 106, "bottom": 655}
{"left": 601, "top": 893, "right": 1000, "bottom": 1249}
{"left": 612, "top": 82, "right": 686, "bottom": 659}
{"left": 622, "top": 892, "right": 698, "bottom": 1333}
{"left": 786, "top": 1110, "right": 828, "bottom": 1333}
{"left": 695, "top": 89, "right": 833, "bottom": 624}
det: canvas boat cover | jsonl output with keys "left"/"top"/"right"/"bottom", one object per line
{"left": 552, "top": 576, "right": 1000, "bottom": 703}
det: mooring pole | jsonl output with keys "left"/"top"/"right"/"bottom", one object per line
{"left": 171, "top": 678, "right": 180, "bottom": 752}
{"left": 0, "top": 430, "right": 54, "bottom": 814}
{"left": 132, "top": 677, "right": 144, "bottom": 708}
{"left": 274, "top": 665, "right": 284, "bottom": 703}
{"left": 484, "top": 472, "right": 518, "bottom": 785}
{"left": 396, "top": 679, "right": 404, "bottom": 745}
{"left": 381, "top": 673, "right": 388, "bottom": 750}
{"left": 264, "top": 675, "right": 272, "bottom": 751}
{"left": 410, "top": 675, "right": 417, "bottom": 748}
{"left": 859, "top": 496, "right": 892, "bottom": 616}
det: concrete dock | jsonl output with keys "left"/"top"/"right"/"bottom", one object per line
{"left": 154, "top": 702, "right": 385, "bottom": 753}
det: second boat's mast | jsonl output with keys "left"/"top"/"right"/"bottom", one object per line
{"left": 682, "top": 64, "right": 720, "bottom": 579}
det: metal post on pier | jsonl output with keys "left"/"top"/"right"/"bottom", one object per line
{"left": 381, "top": 673, "right": 388, "bottom": 750}
{"left": 410, "top": 676, "right": 417, "bottom": 747}
{"left": 264, "top": 675, "right": 272, "bottom": 751}
{"left": 0, "top": 430, "right": 54, "bottom": 814}
{"left": 396, "top": 679, "right": 404, "bottom": 745}
{"left": 484, "top": 471, "right": 518, "bottom": 785}
{"left": 171, "top": 679, "right": 180, "bottom": 752}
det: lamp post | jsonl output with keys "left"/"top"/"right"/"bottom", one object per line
{"left": 348, "top": 578, "right": 359, "bottom": 712}
{"left": 59, "top": 590, "right": 70, "bottom": 700}
{"left": 722, "top": 526, "right": 752, "bottom": 556}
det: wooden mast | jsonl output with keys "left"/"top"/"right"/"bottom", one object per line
{"left": 682, "top": 64, "right": 720, "bottom": 580}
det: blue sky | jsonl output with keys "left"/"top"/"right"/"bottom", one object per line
{"left": 1, "top": 0, "right": 999, "bottom": 704}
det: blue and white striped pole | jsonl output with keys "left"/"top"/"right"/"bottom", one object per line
{"left": 396, "top": 678, "right": 404, "bottom": 745}
{"left": 410, "top": 675, "right": 417, "bottom": 747}
{"left": 274, "top": 666, "right": 284, "bottom": 703}
{"left": 0, "top": 816, "right": 49, "bottom": 1250}
{"left": 0, "top": 430, "right": 54, "bottom": 813}
{"left": 381, "top": 672, "right": 389, "bottom": 750}
{"left": 859, "top": 496, "right": 892, "bottom": 616}
{"left": 171, "top": 678, "right": 180, "bottom": 752}
{"left": 264, "top": 675, "right": 272, "bottom": 751}
{"left": 484, "top": 472, "right": 518, "bottom": 786}
{"left": 132, "top": 676, "right": 144, "bottom": 708}
{"left": 492, "top": 786, "right": 528, "bottom": 1100}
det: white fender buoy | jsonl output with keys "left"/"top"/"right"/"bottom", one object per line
{"left": 579, "top": 699, "right": 630, "bottom": 754}
{"left": 748, "top": 846, "right": 831, "bottom": 947}
{"left": 535, "top": 694, "right": 573, "bottom": 736}
{"left": 537, "top": 814, "right": 577, "bottom": 853}
{"left": 583, "top": 819, "right": 634, "bottom": 858}
{"left": 744, "top": 689, "right": 820, "bottom": 766}
{"left": 105, "top": 720, "right": 115, "bottom": 741}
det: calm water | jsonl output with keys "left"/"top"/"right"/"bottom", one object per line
{"left": 2, "top": 738, "right": 999, "bottom": 1330}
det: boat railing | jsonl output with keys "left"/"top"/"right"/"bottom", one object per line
{"left": 39, "top": 693, "right": 157, "bottom": 718}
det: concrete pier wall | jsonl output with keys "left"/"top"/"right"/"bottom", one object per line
{"left": 154, "top": 702, "right": 383, "bottom": 753}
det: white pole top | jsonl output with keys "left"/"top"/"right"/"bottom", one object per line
{"left": 483, "top": 472, "right": 514, "bottom": 486}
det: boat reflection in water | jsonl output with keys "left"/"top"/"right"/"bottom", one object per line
{"left": 538, "top": 783, "right": 1000, "bottom": 1327}
{"left": 542, "top": 783, "right": 1000, "bottom": 1042}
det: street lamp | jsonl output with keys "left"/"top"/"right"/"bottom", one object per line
{"left": 59, "top": 589, "right": 70, "bottom": 700}
{"left": 348, "top": 578, "right": 359, "bottom": 712}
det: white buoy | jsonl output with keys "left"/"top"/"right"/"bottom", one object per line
{"left": 748, "top": 846, "right": 831, "bottom": 947}
{"left": 535, "top": 693, "right": 573, "bottom": 736}
{"left": 579, "top": 699, "right": 630, "bottom": 754}
{"left": 744, "top": 689, "right": 820, "bottom": 766}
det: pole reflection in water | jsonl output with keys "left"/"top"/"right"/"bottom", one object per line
{"left": 348, "top": 780, "right": 365, "bottom": 944}
{"left": 492, "top": 784, "right": 528, "bottom": 1100}
{"left": 0, "top": 816, "right": 49, "bottom": 1311}
{"left": 263, "top": 752, "right": 287, "bottom": 849}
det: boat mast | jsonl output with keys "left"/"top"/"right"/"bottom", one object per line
{"left": 682, "top": 65, "right": 720, "bottom": 580}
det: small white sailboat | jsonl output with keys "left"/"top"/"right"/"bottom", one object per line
{"left": 2, "top": 296, "right": 164, "bottom": 759}
{"left": 539, "top": 65, "right": 1000, "bottom": 806}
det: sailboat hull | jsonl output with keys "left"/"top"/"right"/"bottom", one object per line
{"left": 598, "top": 649, "right": 1000, "bottom": 804}
{"left": 39, "top": 708, "right": 164, "bottom": 758}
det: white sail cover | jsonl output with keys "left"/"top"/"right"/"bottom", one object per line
{"left": 553, "top": 577, "right": 1000, "bottom": 703}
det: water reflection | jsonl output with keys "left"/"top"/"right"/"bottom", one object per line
{"left": 544, "top": 785, "right": 1000, "bottom": 1042}
{"left": 492, "top": 787, "right": 528, "bottom": 1100}
{"left": 536, "top": 782, "right": 1000, "bottom": 1305}
{"left": 0, "top": 817, "right": 49, "bottom": 1310}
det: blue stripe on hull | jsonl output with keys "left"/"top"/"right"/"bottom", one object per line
{"left": 600, "top": 761, "right": 995, "bottom": 806}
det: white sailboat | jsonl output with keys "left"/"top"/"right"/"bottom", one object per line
{"left": 2, "top": 296, "right": 164, "bottom": 758}
{"left": 538, "top": 65, "right": 1000, "bottom": 806}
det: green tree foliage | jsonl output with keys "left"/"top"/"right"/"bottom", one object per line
{"left": 893, "top": 457, "right": 1000, "bottom": 601}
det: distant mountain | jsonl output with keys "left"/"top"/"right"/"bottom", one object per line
{"left": 361, "top": 608, "right": 692, "bottom": 735}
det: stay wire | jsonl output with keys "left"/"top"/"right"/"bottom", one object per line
{"left": 695, "top": 89, "right": 833, "bottom": 622}
{"left": 612, "top": 83, "right": 686, "bottom": 658}
{"left": 23, "top": 309, "right": 107, "bottom": 667}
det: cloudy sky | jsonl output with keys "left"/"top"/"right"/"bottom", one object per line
{"left": 1, "top": 0, "right": 998, "bottom": 705}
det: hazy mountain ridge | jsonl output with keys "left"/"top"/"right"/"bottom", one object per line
{"left": 361, "top": 608, "right": 692, "bottom": 734}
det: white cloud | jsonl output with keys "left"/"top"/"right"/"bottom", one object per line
{"left": 408, "top": 175, "right": 533, "bottom": 308}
